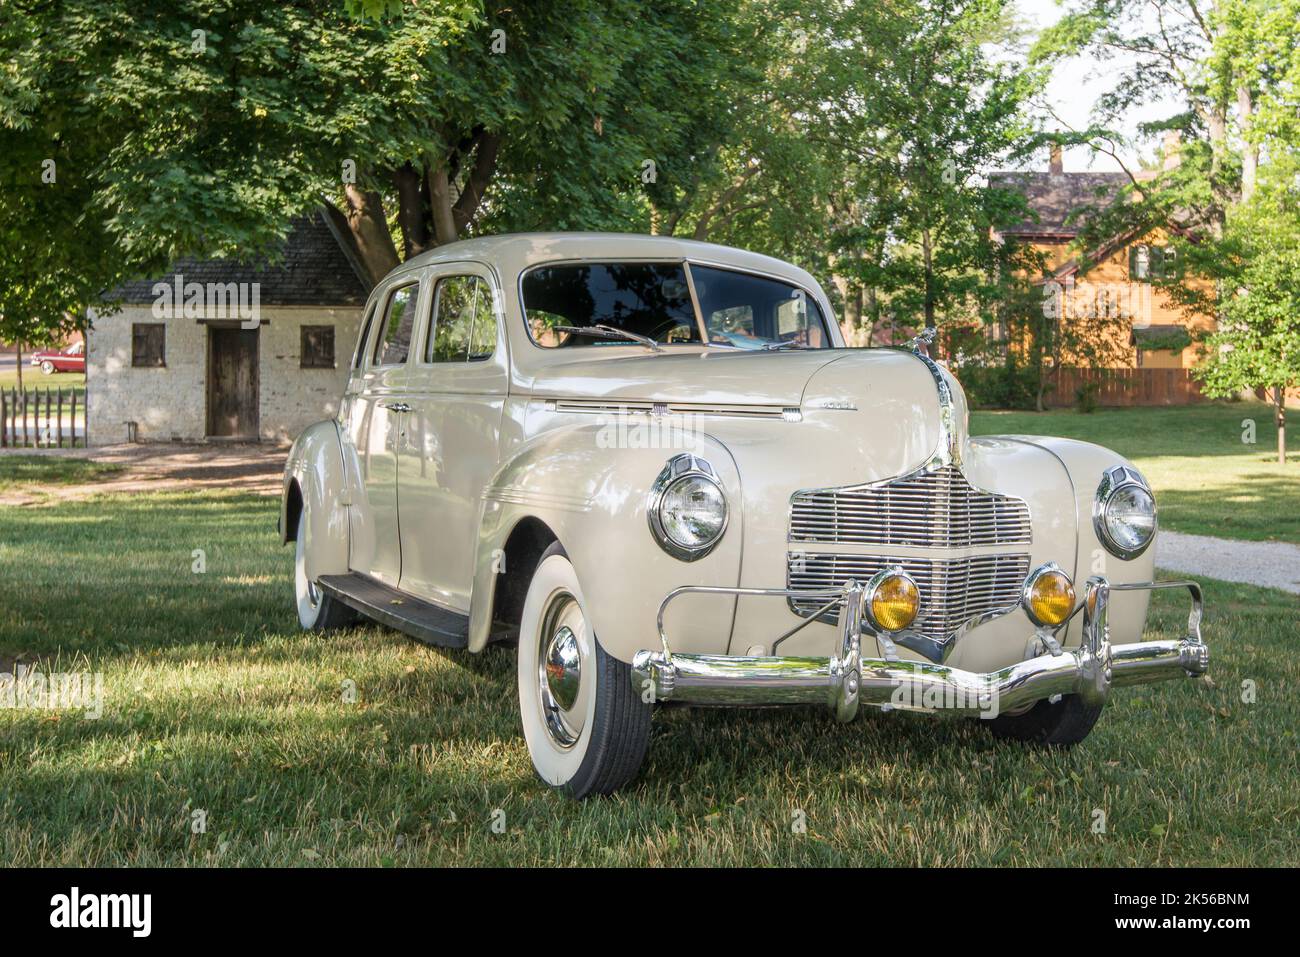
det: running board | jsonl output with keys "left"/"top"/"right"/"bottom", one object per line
{"left": 317, "top": 573, "right": 469, "bottom": 649}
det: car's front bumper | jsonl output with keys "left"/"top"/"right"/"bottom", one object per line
{"left": 630, "top": 577, "right": 1208, "bottom": 720}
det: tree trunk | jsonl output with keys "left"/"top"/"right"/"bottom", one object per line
{"left": 394, "top": 162, "right": 432, "bottom": 260}
{"left": 427, "top": 164, "right": 460, "bottom": 247}
{"left": 1237, "top": 85, "right": 1257, "bottom": 204}
{"left": 337, "top": 186, "right": 400, "bottom": 285}
{"left": 1276, "top": 387, "right": 1287, "bottom": 465}
{"left": 452, "top": 132, "right": 501, "bottom": 235}
{"left": 15, "top": 342, "right": 22, "bottom": 392}
{"left": 921, "top": 227, "right": 936, "bottom": 330}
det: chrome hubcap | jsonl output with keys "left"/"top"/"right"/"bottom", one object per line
{"left": 536, "top": 594, "right": 587, "bottom": 748}
{"left": 543, "top": 626, "right": 581, "bottom": 711}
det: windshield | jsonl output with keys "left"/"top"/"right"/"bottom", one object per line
{"left": 521, "top": 261, "right": 831, "bottom": 349}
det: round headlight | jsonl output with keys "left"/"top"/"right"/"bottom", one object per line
{"left": 1094, "top": 466, "right": 1156, "bottom": 559}
{"left": 661, "top": 475, "right": 726, "bottom": 548}
{"left": 862, "top": 569, "right": 920, "bottom": 633}
{"left": 648, "top": 454, "right": 728, "bottom": 560}
{"left": 1023, "top": 564, "right": 1076, "bottom": 628}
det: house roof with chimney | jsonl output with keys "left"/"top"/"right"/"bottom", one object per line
{"left": 988, "top": 144, "right": 1137, "bottom": 240}
{"left": 989, "top": 139, "right": 1195, "bottom": 286}
{"left": 110, "top": 208, "right": 372, "bottom": 307}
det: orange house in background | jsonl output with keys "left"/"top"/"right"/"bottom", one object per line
{"left": 989, "top": 138, "right": 1216, "bottom": 404}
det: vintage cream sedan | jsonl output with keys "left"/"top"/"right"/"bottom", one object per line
{"left": 281, "top": 233, "right": 1210, "bottom": 798}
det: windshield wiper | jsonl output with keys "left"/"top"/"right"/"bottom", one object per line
{"left": 553, "top": 324, "right": 664, "bottom": 352}
{"left": 760, "top": 340, "right": 809, "bottom": 351}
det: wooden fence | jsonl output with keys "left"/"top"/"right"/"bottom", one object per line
{"left": 0, "top": 387, "right": 86, "bottom": 448}
{"left": 1049, "top": 368, "right": 1206, "bottom": 407}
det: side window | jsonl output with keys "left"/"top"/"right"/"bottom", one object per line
{"left": 300, "top": 325, "right": 335, "bottom": 369}
{"left": 352, "top": 303, "right": 377, "bottom": 370}
{"left": 374, "top": 282, "right": 418, "bottom": 366}
{"left": 131, "top": 323, "right": 166, "bottom": 367}
{"left": 426, "top": 275, "right": 497, "bottom": 363}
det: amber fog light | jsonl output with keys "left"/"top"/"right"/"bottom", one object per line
{"left": 1023, "top": 563, "right": 1076, "bottom": 628}
{"left": 863, "top": 569, "right": 920, "bottom": 632}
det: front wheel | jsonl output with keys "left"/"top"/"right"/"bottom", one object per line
{"left": 986, "top": 693, "right": 1103, "bottom": 746}
{"left": 40, "top": 360, "right": 54, "bottom": 375}
{"left": 516, "top": 543, "right": 651, "bottom": 799}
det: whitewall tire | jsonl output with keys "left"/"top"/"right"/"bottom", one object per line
{"left": 516, "top": 543, "right": 651, "bottom": 798}
{"left": 294, "top": 508, "right": 355, "bottom": 631}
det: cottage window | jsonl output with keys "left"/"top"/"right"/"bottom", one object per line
{"left": 131, "top": 323, "right": 166, "bottom": 367}
{"left": 300, "top": 325, "right": 335, "bottom": 369}
{"left": 1129, "top": 244, "right": 1180, "bottom": 280}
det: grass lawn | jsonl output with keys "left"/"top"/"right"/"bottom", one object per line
{"left": 0, "top": 367, "right": 86, "bottom": 391}
{"left": 0, "top": 456, "right": 120, "bottom": 493}
{"left": 972, "top": 400, "right": 1300, "bottom": 544}
{"left": 1, "top": 485, "right": 1296, "bottom": 866}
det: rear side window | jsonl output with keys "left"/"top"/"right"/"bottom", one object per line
{"left": 374, "top": 282, "right": 419, "bottom": 366}
{"left": 427, "top": 275, "right": 497, "bottom": 362}
{"left": 352, "top": 303, "right": 377, "bottom": 369}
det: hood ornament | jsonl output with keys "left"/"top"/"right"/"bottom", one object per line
{"left": 903, "top": 326, "right": 937, "bottom": 355}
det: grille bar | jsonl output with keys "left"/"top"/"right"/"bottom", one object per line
{"left": 788, "top": 553, "right": 1030, "bottom": 643}
{"left": 790, "top": 466, "right": 1031, "bottom": 548}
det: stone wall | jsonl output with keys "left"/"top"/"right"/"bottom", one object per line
{"left": 86, "top": 305, "right": 364, "bottom": 445}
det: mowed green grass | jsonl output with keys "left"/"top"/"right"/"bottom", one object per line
{"left": 0, "top": 455, "right": 120, "bottom": 491}
{"left": 0, "top": 367, "right": 86, "bottom": 391}
{"left": 1, "top": 487, "right": 1296, "bottom": 866}
{"left": 972, "top": 401, "right": 1300, "bottom": 544}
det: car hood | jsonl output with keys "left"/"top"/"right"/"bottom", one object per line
{"left": 520, "top": 347, "right": 931, "bottom": 413}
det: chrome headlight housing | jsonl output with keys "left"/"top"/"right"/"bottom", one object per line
{"left": 647, "top": 453, "right": 728, "bottom": 561}
{"left": 1093, "top": 465, "right": 1156, "bottom": 560}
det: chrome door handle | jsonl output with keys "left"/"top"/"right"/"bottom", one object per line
{"left": 380, "top": 402, "right": 411, "bottom": 413}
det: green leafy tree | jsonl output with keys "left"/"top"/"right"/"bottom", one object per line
{"left": 813, "top": 0, "right": 1044, "bottom": 343}
{"left": 1031, "top": 0, "right": 1300, "bottom": 450}
{"left": 1196, "top": 167, "right": 1300, "bottom": 462}
{"left": 0, "top": 0, "right": 744, "bottom": 342}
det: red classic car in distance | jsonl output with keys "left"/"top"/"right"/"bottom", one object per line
{"left": 30, "top": 341, "right": 85, "bottom": 375}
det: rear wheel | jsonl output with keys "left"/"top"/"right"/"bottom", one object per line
{"left": 294, "top": 507, "right": 356, "bottom": 631}
{"left": 986, "top": 693, "right": 1103, "bottom": 747}
{"left": 516, "top": 543, "right": 651, "bottom": 798}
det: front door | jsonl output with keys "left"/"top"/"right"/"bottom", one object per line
{"left": 397, "top": 267, "right": 508, "bottom": 610}
{"left": 207, "top": 325, "right": 259, "bottom": 438}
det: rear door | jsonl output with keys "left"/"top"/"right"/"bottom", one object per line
{"left": 397, "top": 264, "right": 508, "bottom": 610}
{"left": 346, "top": 277, "right": 423, "bottom": 584}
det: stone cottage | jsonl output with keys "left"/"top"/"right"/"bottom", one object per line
{"left": 86, "top": 211, "right": 370, "bottom": 445}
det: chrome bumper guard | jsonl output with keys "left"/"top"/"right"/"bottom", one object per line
{"left": 630, "top": 578, "right": 1209, "bottom": 720}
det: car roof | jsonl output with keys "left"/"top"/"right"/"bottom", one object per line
{"left": 397, "top": 232, "right": 825, "bottom": 292}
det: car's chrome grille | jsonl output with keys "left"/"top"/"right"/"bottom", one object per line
{"left": 787, "top": 553, "right": 1031, "bottom": 641}
{"left": 789, "top": 466, "right": 1031, "bottom": 548}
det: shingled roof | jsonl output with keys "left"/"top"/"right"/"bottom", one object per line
{"left": 110, "top": 209, "right": 371, "bottom": 306}
{"left": 987, "top": 170, "right": 1132, "bottom": 237}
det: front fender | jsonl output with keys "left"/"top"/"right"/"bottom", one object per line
{"left": 468, "top": 423, "right": 744, "bottom": 662}
{"left": 281, "top": 419, "right": 351, "bottom": 583}
{"left": 996, "top": 435, "right": 1154, "bottom": 648}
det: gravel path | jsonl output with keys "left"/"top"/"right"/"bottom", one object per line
{"left": 1156, "top": 530, "right": 1300, "bottom": 595}
{"left": 0, "top": 442, "right": 286, "bottom": 504}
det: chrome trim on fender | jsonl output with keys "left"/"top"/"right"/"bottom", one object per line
{"left": 910, "top": 349, "right": 963, "bottom": 470}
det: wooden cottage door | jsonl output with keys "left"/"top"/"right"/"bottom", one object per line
{"left": 206, "top": 325, "right": 260, "bottom": 439}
